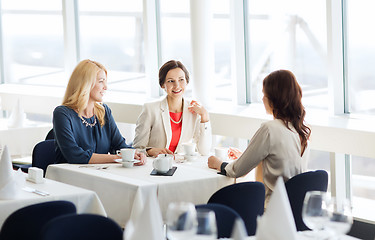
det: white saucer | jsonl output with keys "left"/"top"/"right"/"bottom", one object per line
{"left": 184, "top": 152, "right": 200, "bottom": 161}
{"left": 115, "top": 159, "right": 141, "bottom": 163}
{"left": 184, "top": 152, "right": 199, "bottom": 156}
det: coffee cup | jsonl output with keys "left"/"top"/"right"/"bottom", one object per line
{"left": 153, "top": 154, "right": 173, "bottom": 173}
{"left": 116, "top": 148, "right": 136, "bottom": 161}
{"left": 214, "top": 147, "right": 228, "bottom": 161}
{"left": 182, "top": 142, "right": 196, "bottom": 156}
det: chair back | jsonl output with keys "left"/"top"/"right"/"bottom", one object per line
{"left": 196, "top": 203, "right": 242, "bottom": 238}
{"left": 0, "top": 201, "right": 76, "bottom": 240}
{"left": 41, "top": 214, "right": 123, "bottom": 240}
{"left": 208, "top": 182, "right": 265, "bottom": 236}
{"left": 32, "top": 139, "right": 56, "bottom": 175}
{"left": 45, "top": 129, "right": 54, "bottom": 140}
{"left": 285, "top": 170, "right": 329, "bottom": 231}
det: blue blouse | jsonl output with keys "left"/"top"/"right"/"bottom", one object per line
{"left": 53, "top": 104, "right": 130, "bottom": 164}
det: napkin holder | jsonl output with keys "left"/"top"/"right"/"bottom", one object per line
{"left": 27, "top": 167, "right": 44, "bottom": 184}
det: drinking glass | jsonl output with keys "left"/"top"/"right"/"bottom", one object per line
{"left": 166, "top": 202, "right": 197, "bottom": 240}
{"left": 196, "top": 209, "right": 217, "bottom": 239}
{"left": 302, "top": 191, "right": 329, "bottom": 234}
{"left": 326, "top": 197, "right": 353, "bottom": 239}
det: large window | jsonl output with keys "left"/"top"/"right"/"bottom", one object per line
{"left": 345, "top": 0, "right": 375, "bottom": 221}
{"left": 1, "top": 0, "right": 64, "bottom": 86}
{"left": 351, "top": 155, "right": 375, "bottom": 220}
{"left": 346, "top": 0, "right": 375, "bottom": 115}
{"left": 78, "top": 0, "right": 145, "bottom": 94}
{"left": 159, "top": 0, "right": 233, "bottom": 101}
{"left": 159, "top": 0, "right": 192, "bottom": 97}
{"left": 247, "top": 0, "right": 328, "bottom": 109}
{"left": 0, "top": 0, "right": 374, "bottom": 223}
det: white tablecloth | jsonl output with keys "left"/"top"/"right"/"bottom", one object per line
{"left": 0, "top": 119, "right": 52, "bottom": 156}
{"left": 0, "top": 177, "right": 106, "bottom": 229}
{"left": 242, "top": 231, "right": 360, "bottom": 239}
{"left": 45, "top": 157, "right": 234, "bottom": 227}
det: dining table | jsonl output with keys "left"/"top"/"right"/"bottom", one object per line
{"left": 45, "top": 156, "right": 235, "bottom": 228}
{"left": 0, "top": 174, "right": 106, "bottom": 229}
{"left": 243, "top": 231, "right": 360, "bottom": 239}
{"left": 0, "top": 118, "right": 52, "bottom": 157}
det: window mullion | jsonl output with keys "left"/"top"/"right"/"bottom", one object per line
{"left": 62, "top": 0, "right": 80, "bottom": 75}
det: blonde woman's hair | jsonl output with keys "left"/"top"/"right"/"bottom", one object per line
{"left": 62, "top": 59, "right": 107, "bottom": 126}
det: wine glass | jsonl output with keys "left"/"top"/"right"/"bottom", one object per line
{"left": 302, "top": 191, "right": 330, "bottom": 237}
{"left": 196, "top": 208, "right": 217, "bottom": 239}
{"left": 166, "top": 202, "right": 197, "bottom": 240}
{"left": 325, "top": 197, "right": 353, "bottom": 239}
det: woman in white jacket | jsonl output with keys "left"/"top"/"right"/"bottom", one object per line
{"left": 133, "top": 60, "right": 212, "bottom": 157}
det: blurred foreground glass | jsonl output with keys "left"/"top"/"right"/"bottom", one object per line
{"left": 326, "top": 197, "right": 353, "bottom": 238}
{"left": 196, "top": 208, "right": 217, "bottom": 239}
{"left": 166, "top": 202, "right": 197, "bottom": 240}
{"left": 302, "top": 191, "right": 329, "bottom": 232}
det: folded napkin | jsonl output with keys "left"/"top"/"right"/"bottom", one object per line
{"left": 0, "top": 145, "right": 25, "bottom": 199}
{"left": 7, "top": 99, "right": 26, "bottom": 128}
{"left": 255, "top": 176, "right": 297, "bottom": 240}
{"left": 231, "top": 218, "right": 248, "bottom": 240}
{"left": 125, "top": 187, "right": 164, "bottom": 240}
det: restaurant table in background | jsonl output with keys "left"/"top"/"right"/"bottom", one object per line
{"left": 0, "top": 176, "right": 106, "bottom": 229}
{"left": 45, "top": 157, "right": 234, "bottom": 227}
{"left": 0, "top": 118, "right": 52, "bottom": 157}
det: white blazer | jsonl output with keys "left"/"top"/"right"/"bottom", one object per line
{"left": 133, "top": 96, "right": 212, "bottom": 155}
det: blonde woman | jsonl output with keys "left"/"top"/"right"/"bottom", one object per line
{"left": 53, "top": 59, "right": 146, "bottom": 164}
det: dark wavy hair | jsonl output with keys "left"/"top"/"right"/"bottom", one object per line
{"left": 158, "top": 60, "right": 190, "bottom": 88}
{"left": 263, "top": 69, "right": 311, "bottom": 155}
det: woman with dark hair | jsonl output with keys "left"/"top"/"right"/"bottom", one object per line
{"left": 208, "top": 69, "right": 311, "bottom": 206}
{"left": 133, "top": 60, "right": 212, "bottom": 157}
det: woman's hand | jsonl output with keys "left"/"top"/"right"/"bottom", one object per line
{"left": 134, "top": 150, "right": 147, "bottom": 166}
{"left": 228, "top": 147, "right": 242, "bottom": 160}
{"left": 188, "top": 100, "right": 209, "bottom": 123}
{"left": 208, "top": 156, "right": 223, "bottom": 171}
{"left": 146, "top": 148, "right": 174, "bottom": 157}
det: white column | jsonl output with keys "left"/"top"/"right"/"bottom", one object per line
{"left": 286, "top": 15, "right": 297, "bottom": 72}
{"left": 0, "top": 0, "right": 5, "bottom": 84}
{"left": 62, "top": 0, "right": 80, "bottom": 77}
{"left": 190, "top": 0, "right": 214, "bottom": 108}
{"left": 330, "top": 153, "right": 349, "bottom": 201}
